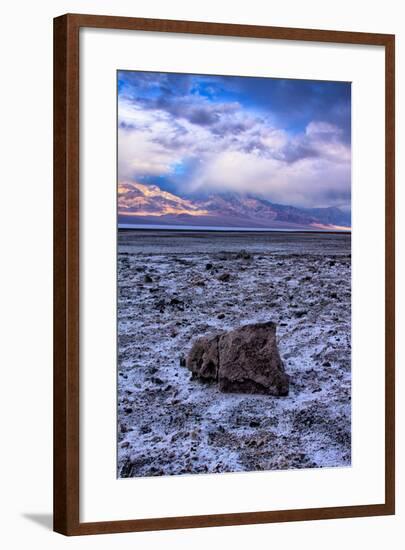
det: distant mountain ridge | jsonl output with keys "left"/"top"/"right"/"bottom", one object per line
{"left": 118, "top": 181, "right": 351, "bottom": 231}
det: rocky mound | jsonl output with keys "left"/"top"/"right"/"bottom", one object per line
{"left": 186, "top": 322, "right": 289, "bottom": 396}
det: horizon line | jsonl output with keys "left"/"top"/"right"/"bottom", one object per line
{"left": 118, "top": 223, "right": 351, "bottom": 234}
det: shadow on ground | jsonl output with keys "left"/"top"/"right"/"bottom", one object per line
{"left": 23, "top": 513, "right": 53, "bottom": 531}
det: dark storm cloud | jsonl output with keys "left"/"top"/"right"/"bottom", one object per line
{"left": 118, "top": 71, "right": 351, "bottom": 136}
{"left": 208, "top": 76, "right": 351, "bottom": 141}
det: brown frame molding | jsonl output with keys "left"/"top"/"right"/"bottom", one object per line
{"left": 53, "top": 13, "right": 395, "bottom": 536}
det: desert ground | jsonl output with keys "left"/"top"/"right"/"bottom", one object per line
{"left": 117, "top": 230, "right": 351, "bottom": 478}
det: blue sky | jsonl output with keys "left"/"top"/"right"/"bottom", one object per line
{"left": 118, "top": 71, "right": 351, "bottom": 210}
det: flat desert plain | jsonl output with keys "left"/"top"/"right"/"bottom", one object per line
{"left": 117, "top": 231, "right": 351, "bottom": 477}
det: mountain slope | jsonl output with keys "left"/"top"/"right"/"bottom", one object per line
{"left": 118, "top": 182, "right": 209, "bottom": 217}
{"left": 118, "top": 182, "right": 351, "bottom": 230}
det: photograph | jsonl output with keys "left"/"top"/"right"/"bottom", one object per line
{"left": 116, "top": 70, "right": 352, "bottom": 478}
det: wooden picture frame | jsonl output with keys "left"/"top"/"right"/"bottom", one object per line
{"left": 53, "top": 13, "right": 395, "bottom": 535}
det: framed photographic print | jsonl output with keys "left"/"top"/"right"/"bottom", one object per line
{"left": 53, "top": 14, "right": 395, "bottom": 535}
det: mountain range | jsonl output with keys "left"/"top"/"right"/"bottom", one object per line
{"left": 118, "top": 182, "right": 351, "bottom": 231}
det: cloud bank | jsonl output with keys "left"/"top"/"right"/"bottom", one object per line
{"left": 118, "top": 72, "right": 351, "bottom": 210}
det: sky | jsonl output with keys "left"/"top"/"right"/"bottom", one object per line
{"left": 118, "top": 70, "right": 351, "bottom": 211}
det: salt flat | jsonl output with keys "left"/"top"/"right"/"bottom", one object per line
{"left": 117, "top": 231, "right": 351, "bottom": 477}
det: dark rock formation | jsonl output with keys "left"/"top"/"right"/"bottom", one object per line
{"left": 187, "top": 334, "right": 219, "bottom": 382}
{"left": 186, "top": 322, "right": 289, "bottom": 396}
{"left": 217, "top": 272, "right": 231, "bottom": 282}
{"left": 236, "top": 249, "right": 252, "bottom": 260}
